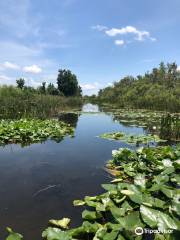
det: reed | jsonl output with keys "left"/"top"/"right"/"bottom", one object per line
{"left": 0, "top": 85, "right": 82, "bottom": 119}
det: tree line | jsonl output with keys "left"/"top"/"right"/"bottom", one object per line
{"left": 16, "top": 69, "right": 82, "bottom": 97}
{"left": 96, "top": 62, "right": 180, "bottom": 112}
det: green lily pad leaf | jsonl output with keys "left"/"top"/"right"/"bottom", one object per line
{"left": 134, "top": 174, "right": 146, "bottom": 189}
{"left": 73, "top": 200, "right": 85, "bottom": 206}
{"left": 93, "top": 227, "right": 107, "bottom": 240}
{"left": 117, "top": 235, "right": 126, "bottom": 240}
{"left": 116, "top": 211, "right": 144, "bottom": 230}
{"left": 160, "top": 186, "right": 175, "bottom": 198}
{"left": 82, "top": 221, "right": 102, "bottom": 233}
{"left": 49, "top": 218, "right": 70, "bottom": 229}
{"left": 111, "top": 206, "right": 126, "bottom": 218}
{"left": 42, "top": 227, "right": 72, "bottom": 240}
{"left": 82, "top": 210, "right": 101, "bottom": 220}
{"left": 102, "top": 184, "right": 117, "bottom": 191}
{"left": 120, "top": 190, "right": 134, "bottom": 195}
{"left": 6, "top": 228, "right": 23, "bottom": 240}
{"left": 140, "top": 205, "right": 178, "bottom": 231}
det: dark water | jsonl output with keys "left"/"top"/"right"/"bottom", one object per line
{"left": 0, "top": 105, "right": 144, "bottom": 239}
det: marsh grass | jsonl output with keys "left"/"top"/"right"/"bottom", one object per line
{"left": 0, "top": 85, "right": 82, "bottom": 119}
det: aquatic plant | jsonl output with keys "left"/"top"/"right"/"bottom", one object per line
{"left": 100, "top": 131, "right": 166, "bottom": 145}
{"left": 0, "top": 119, "right": 74, "bottom": 146}
{"left": 6, "top": 146, "right": 180, "bottom": 239}
{"left": 112, "top": 109, "right": 180, "bottom": 141}
{"left": 160, "top": 114, "right": 180, "bottom": 141}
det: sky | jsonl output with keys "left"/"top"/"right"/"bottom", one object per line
{"left": 0, "top": 0, "right": 180, "bottom": 95}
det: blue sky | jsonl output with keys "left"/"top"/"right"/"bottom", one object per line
{"left": 0, "top": 0, "right": 180, "bottom": 95}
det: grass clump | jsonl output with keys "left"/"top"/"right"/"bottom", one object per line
{"left": 0, "top": 119, "right": 74, "bottom": 146}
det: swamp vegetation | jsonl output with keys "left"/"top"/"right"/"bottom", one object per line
{"left": 88, "top": 62, "right": 180, "bottom": 112}
{"left": 0, "top": 64, "right": 180, "bottom": 240}
{"left": 0, "top": 119, "right": 74, "bottom": 146}
{"left": 0, "top": 85, "right": 82, "bottom": 119}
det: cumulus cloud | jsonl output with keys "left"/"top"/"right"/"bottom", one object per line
{"left": 81, "top": 83, "right": 99, "bottom": 91}
{"left": 105, "top": 26, "right": 153, "bottom": 41}
{"left": 93, "top": 25, "right": 156, "bottom": 45}
{"left": 115, "top": 40, "right": 125, "bottom": 46}
{"left": 81, "top": 82, "right": 113, "bottom": 95}
{"left": 23, "top": 64, "right": 42, "bottom": 74}
{"left": 2, "top": 61, "right": 20, "bottom": 70}
{"left": 177, "top": 66, "right": 180, "bottom": 72}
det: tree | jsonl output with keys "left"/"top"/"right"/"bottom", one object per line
{"left": 47, "top": 83, "right": 59, "bottom": 95}
{"left": 38, "top": 82, "right": 46, "bottom": 94}
{"left": 16, "top": 78, "right": 25, "bottom": 89}
{"left": 57, "top": 69, "right": 82, "bottom": 96}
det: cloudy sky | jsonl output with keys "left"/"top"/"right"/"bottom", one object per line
{"left": 0, "top": 0, "right": 180, "bottom": 95}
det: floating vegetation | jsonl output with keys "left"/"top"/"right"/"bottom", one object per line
{"left": 112, "top": 109, "right": 180, "bottom": 141}
{"left": 6, "top": 146, "right": 180, "bottom": 239}
{"left": 112, "top": 109, "right": 164, "bottom": 127}
{"left": 0, "top": 119, "right": 74, "bottom": 146}
{"left": 100, "top": 131, "right": 166, "bottom": 145}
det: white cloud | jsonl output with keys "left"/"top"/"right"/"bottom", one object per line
{"left": 2, "top": 61, "right": 20, "bottom": 70}
{"left": 92, "top": 25, "right": 108, "bottom": 31}
{"left": 105, "top": 26, "right": 153, "bottom": 41}
{"left": 80, "top": 82, "right": 112, "bottom": 95}
{"left": 81, "top": 83, "right": 98, "bottom": 91}
{"left": 23, "top": 65, "right": 42, "bottom": 74}
{"left": 93, "top": 25, "right": 156, "bottom": 45}
{"left": 115, "top": 40, "right": 125, "bottom": 46}
{"left": 177, "top": 66, "right": 180, "bottom": 72}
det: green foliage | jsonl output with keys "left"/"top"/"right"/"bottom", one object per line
{"left": 49, "top": 218, "right": 71, "bottom": 229}
{"left": 47, "top": 83, "right": 59, "bottom": 95}
{"left": 160, "top": 114, "right": 180, "bottom": 141}
{"left": 0, "top": 85, "right": 82, "bottom": 119}
{"left": 6, "top": 228, "right": 23, "bottom": 240}
{"left": 112, "top": 109, "right": 180, "bottom": 141}
{"left": 100, "top": 131, "right": 166, "bottom": 145}
{"left": 0, "top": 119, "right": 74, "bottom": 146}
{"left": 16, "top": 78, "right": 25, "bottom": 89}
{"left": 38, "top": 81, "right": 47, "bottom": 94}
{"left": 97, "top": 62, "right": 180, "bottom": 112}
{"left": 57, "top": 69, "right": 82, "bottom": 97}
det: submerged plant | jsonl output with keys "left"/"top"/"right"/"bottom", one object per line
{"left": 0, "top": 119, "right": 74, "bottom": 146}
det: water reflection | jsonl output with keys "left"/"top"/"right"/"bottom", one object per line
{"left": 82, "top": 103, "right": 100, "bottom": 112}
{"left": 58, "top": 112, "right": 80, "bottom": 128}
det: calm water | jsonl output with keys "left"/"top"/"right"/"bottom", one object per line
{"left": 0, "top": 105, "right": 144, "bottom": 239}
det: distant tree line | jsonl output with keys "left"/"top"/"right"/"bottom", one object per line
{"left": 16, "top": 69, "right": 82, "bottom": 97}
{"left": 96, "top": 62, "right": 180, "bottom": 112}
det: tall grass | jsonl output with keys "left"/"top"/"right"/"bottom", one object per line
{"left": 0, "top": 85, "right": 82, "bottom": 119}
